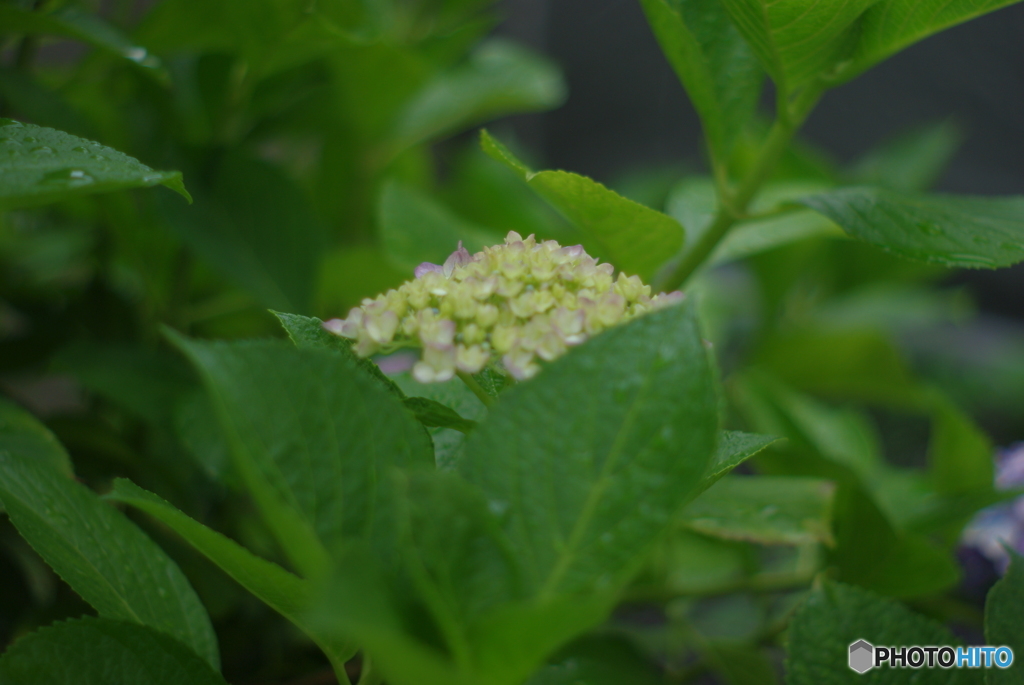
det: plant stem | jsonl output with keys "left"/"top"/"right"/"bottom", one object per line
{"left": 654, "top": 85, "right": 824, "bottom": 292}
{"left": 457, "top": 370, "right": 495, "bottom": 407}
{"left": 356, "top": 655, "right": 382, "bottom": 685}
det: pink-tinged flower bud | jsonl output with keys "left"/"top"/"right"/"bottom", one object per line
{"left": 535, "top": 331, "right": 566, "bottom": 362}
{"left": 418, "top": 315, "right": 456, "bottom": 347}
{"left": 652, "top": 291, "right": 685, "bottom": 309}
{"left": 503, "top": 345, "right": 540, "bottom": 380}
{"left": 413, "top": 343, "right": 457, "bottom": 383}
{"left": 552, "top": 307, "right": 585, "bottom": 343}
{"left": 491, "top": 325, "right": 517, "bottom": 354}
{"left": 456, "top": 344, "right": 489, "bottom": 373}
{"left": 415, "top": 262, "right": 443, "bottom": 278}
{"left": 365, "top": 310, "right": 399, "bottom": 344}
{"left": 443, "top": 241, "right": 474, "bottom": 278}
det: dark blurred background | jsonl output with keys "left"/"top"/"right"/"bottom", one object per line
{"left": 496, "top": 0, "right": 1024, "bottom": 318}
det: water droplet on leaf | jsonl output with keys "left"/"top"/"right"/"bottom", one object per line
{"left": 30, "top": 146, "right": 54, "bottom": 155}
{"left": 41, "top": 168, "right": 95, "bottom": 188}
{"left": 916, "top": 222, "right": 943, "bottom": 237}
{"left": 71, "top": 146, "right": 88, "bottom": 153}
{"left": 0, "top": 118, "right": 24, "bottom": 127}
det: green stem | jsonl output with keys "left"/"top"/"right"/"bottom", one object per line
{"left": 457, "top": 370, "right": 495, "bottom": 407}
{"left": 357, "top": 655, "right": 383, "bottom": 685}
{"left": 654, "top": 85, "right": 824, "bottom": 292}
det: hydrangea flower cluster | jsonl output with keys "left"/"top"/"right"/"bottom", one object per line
{"left": 961, "top": 443, "right": 1024, "bottom": 573}
{"left": 324, "top": 231, "right": 683, "bottom": 382}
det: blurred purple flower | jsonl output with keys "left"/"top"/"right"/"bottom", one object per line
{"left": 960, "top": 443, "right": 1024, "bottom": 573}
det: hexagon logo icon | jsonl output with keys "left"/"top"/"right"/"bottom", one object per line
{"left": 849, "top": 640, "right": 874, "bottom": 674}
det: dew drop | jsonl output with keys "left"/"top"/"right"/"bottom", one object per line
{"left": 916, "top": 222, "right": 943, "bottom": 237}
{"left": 488, "top": 499, "right": 509, "bottom": 517}
{"left": 40, "top": 168, "right": 95, "bottom": 188}
{"left": 71, "top": 146, "right": 88, "bottom": 153}
{"left": 90, "top": 154, "right": 106, "bottom": 161}
{"left": 30, "top": 146, "right": 54, "bottom": 155}
{"left": 22, "top": 136, "right": 37, "bottom": 143}
{"left": 0, "top": 137, "right": 20, "bottom": 146}
{"left": 0, "top": 118, "right": 24, "bottom": 127}
{"left": 999, "top": 242, "right": 1024, "bottom": 253}
{"left": 6, "top": 149, "right": 19, "bottom": 157}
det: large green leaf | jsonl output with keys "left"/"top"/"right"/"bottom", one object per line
{"left": 272, "top": 310, "right": 406, "bottom": 399}
{"left": 480, "top": 130, "right": 684, "bottom": 280}
{"left": 683, "top": 475, "right": 835, "bottom": 545}
{"left": 0, "top": 119, "right": 189, "bottom": 209}
{"left": 172, "top": 337, "right": 434, "bottom": 577}
{"left": 106, "top": 479, "right": 355, "bottom": 676}
{"left": 378, "top": 179, "right": 499, "bottom": 272}
{"left": 718, "top": 0, "right": 879, "bottom": 93}
{"left": 0, "top": 5, "right": 166, "bottom": 77}
{"left": 459, "top": 300, "right": 718, "bottom": 597}
{"left": 799, "top": 187, "right": 1024, "bottom": 269}
{"left": 0, "top": 443, "right": 218, "bottom": 668}
{"left": 839, "top": 0, "right": 1024, "bottom": 83}
{"left": 638, "top": 0, "right": 762, "bottom": 162}
{"left": 786, "top": 581, "right": 981, "bottom": 684}
{"left": 391, "top": 39, "right": 565, "bottom": 152}
{"left": 0, "top": 618, "right": 227, "bottom": 685}
{"left": 0, "top": 397, "right": 72, "bottom": 480}
{"left": 985, "top": 551, "right": 1024, "bottom": 684}
{"left": 160, "top": 153, "right": 324, "bottom": 312}
{"left": 699, "top": 430, "right": 782, "bottom": 492}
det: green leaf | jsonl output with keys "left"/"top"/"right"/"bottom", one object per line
{"left": 171, "top": 337, "right": 434, "bottom": 577}
{"left": 840, "top": 0, "right": 1024, "bottom": 83}
{"left": 718, "top": 0, "right": 878, "bottom": 93}
{"left": 378, "top": 179, "right": 500, "bottom": 272}
{"left": 638, "top": 0, "right": 762, "bottom": 162}
{"left": 160, "top": 153, "right": 323, "bottom": 312}
{"left": 0, "top": 397, "right": 72, "bottom": 481}
{"left": 830, "top": 484, "right": 961, "bottom": 598}
{"left": 391, "top": 39, "right": 565, "bottom": 151}
{"left": 0, "top": 5, "right": 167, "bottom": 78}
{"left": 928, "top": 400, "right": 994, "bottom": 496}
{"left": 683, "top": 475, "right": 835, "bottom": 545}
{"left": 0, "top": 445, "right": 218, "bottom": 668}
{"left": 403, "top": 397, "right": 478, "bottom": 434}
{"left": 850, "top": 121, "right": 962, "bottom": 191}
{"left": 0, "top": 617, "right": 227, "bottom": 685}
{"left": 700, "top": 430, "right": 783, "bottom": 492}
{"left": 0, "top": 119, "right": 189, "bottom": 209}
{"left": 393, "top": 470, "right": 521, "bottom": 663}
{"left": 52, "top": 342, "right": 196, "bottom": 427}
{"left": 272, "top": 310, "right": 406, "bottom": 400}
{"left": 525, "top": 635, "right": 664, "bottom": 685}
{"left": 786, "top": 580, "right": 981, "bottom": 684}
{"left": 459, "top": 300, "right": 718, "bottom": 597}
{"left": 105, "top": 479, "right": 355, "bottom": 672}
{"left": 799, "top": 187, "right": 1024, "bottom": 269}
{"left": 667, "top": 178, "right": 843, "bottom": 268}
{"left": 985, "top": 551, "right": 1024, "bottom": 684}
{"left": 480, "top": 130, "right": 684, "bottom": 280}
